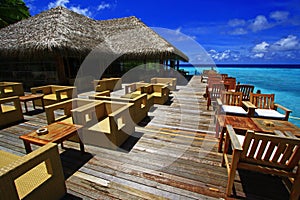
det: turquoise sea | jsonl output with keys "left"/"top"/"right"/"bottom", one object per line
{"left": 180, "top": 65, "right": 300, "bottom": 127}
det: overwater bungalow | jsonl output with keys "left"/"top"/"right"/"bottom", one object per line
{"left": 0, "top": 6, "right": 188, "bottom": 89}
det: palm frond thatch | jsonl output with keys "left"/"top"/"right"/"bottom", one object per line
{"left": 0, "top": 6, "right": 188, "bottom": 61}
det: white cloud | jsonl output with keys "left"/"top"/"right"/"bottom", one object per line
{"left": 248, "top": 15, "right": 270, "bottom": 32}
{"left": 228, "top": 19, "right": 246, "bottom": 27}
{"left": 253, "top": 41, "right": 269, "bottom": 52}
{"left": 271, "top": 35, "right": 300, "bottom": 51}
{"left": 48, "top": 0, "right": 69, "bottom": 9}
{"left": 97, "top": 2, "right": 111, "bottom": 11}
{"left": 270, "top": 11, "right": 289, "bottom": 22}
{"left": 253, "top": 53, "right": 265, "bottom": 58}
{"left": 208, "top": 49, "right": 235, "bottom": 61}
{"left": 70, "top": 6, "right": 92, "bottom": 17}
{"left": 229, "top": 28, "right": 247, "bottom": 35}
{"left": 48, "top": 0, "right": 92, "bottom": 17}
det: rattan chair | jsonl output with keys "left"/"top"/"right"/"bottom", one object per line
{"left": 0, "top": 143, "right": 66, "bottom": 200}
{"left": 31, "top": 85, "right": 77, "bottom": 106}
{"left": 0, "top": 96, "right": 24, "bottom": 127}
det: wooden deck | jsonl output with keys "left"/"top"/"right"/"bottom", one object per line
{"left": 0, "top": 76, "right": 291, "bottom": 200}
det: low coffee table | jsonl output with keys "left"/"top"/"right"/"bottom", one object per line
{"left": 20, "top": 122, "right": 84, "bottom": 153}
{"left": 19, "top": 93, "right": 45, "bottom": 113}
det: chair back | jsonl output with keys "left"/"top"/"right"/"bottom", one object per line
{"left": 249, "top": 93, "right": 275, "bottom": 109}
{"left": 241, "top": 130, "right": 300, "bottom": 170}
{"left": 235, "top": 84, "right": 254, "bottom": 100}
{"left": 210, "top": 83, "right": 228, "bottom": 100}
{"left": 221, "top": 74, "right": 228, "bottom": 80}
{"left": 223, "top": 77, "right": 236, "bottom": 90}
{"left": 220, "top": 91, "right": 243, "bottom": 106}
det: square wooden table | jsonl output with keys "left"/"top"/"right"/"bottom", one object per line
{"left": 20, "top": 122, "right": 84, "bottom": 153}
{"left": 251, "top": 118, "right": 300, "bottom": 137}
{"left": 216, "top": 115, "right": 262, "bottom": 152}
{"left": 19, "top": 93, "right": 45, "bottom": 113}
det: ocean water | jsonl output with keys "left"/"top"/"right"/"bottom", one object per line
{"left": 180, "top": 65, "right": 300, "bottom": 127}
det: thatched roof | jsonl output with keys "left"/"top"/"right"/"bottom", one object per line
{"left": 0, "top": 6, "right": 188, "bottom": 61}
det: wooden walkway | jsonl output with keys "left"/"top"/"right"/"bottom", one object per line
{"left": 0, "top": 76, "right": 291, "bottom": 200}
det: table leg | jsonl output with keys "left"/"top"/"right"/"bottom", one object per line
{"left": 79, "top": 140, "right": 85, "bottom": 153}
{"left": 215, "top": 120, "right": 220, "bottom": 138}
{"left": 41, "top": 97, "right": 45, "bottom": 111}
{"left": 23, "top": 140, "right": 32, "bottom": 153}
{"left": 32, "top": 99, "right": 36, "bottom": 110}
{"left": 218, "top": 127, "right": 225, "bottom": 153}
{"left": 23, "top": 101, "right": 28, "bottom": 113}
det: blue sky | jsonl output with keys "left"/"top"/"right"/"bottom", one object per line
{"left": 24, "top": 0, "right": 300, "bottom": 64}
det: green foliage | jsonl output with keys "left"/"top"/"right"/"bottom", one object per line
{"left": 0, "top": 0, "right": 30, "bottom": 28}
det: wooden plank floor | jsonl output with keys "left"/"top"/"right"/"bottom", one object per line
{"left": 0, "top": 76, "right": 291, "bottom": 200}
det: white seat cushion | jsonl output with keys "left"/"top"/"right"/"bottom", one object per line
{"left": 255, "top": 109, "right": 285, "bottom": 119}
{"left": 222, "top": 105, "right": 248, "bottom": 115}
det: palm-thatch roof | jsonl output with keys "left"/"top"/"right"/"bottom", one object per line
{"left": 0, "top": 6, "right": 188, "bottom": 61}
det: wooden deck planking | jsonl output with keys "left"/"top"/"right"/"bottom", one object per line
{"left": 0, "top": 76, "right": 291, "bottom": 199}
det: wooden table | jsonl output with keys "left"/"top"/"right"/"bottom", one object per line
{"left": 216, "top": 115, "right": 262, "bottom": 152}
{"left": 252, "top": 118, "right": 300, "bottom": 137}
{"left": 19, "top": 122, "right": 84, "bottom": 153}
{"left": 19, "top": 94, "right": 45, "bottom": 113}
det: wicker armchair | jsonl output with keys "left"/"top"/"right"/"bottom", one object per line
{"left": 150, "top": 77, "right": 177, "bottom": 91}
{"left": 140, "top": 84, "right": 170, "bottom": 105}
{"left": 0, "top": 143, "right": 66, "bottom": 200}
{"left": 124, "top": 81, "right": 149, "bottom": 94}
{"left": 0, "top": 82, "right": 24, "bottom": 98}
{"left": 90, "top": 91, "right": 153, "bottom": 124}
{"left": 93, "top": 78, "right": 122, "bottom": 92}
{"left": 72, "top": 101, "right": 135, "bottom": 149}
{"left": 0, "top": 96, "right": 24, "bottom": 127}
{"left": 31, "top": 85, "right": 77, "bottom": 106}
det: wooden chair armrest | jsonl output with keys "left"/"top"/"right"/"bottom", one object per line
{"left": 242, "top": 101, "right": 256, "bottom": 116}
{"left": 274, "top": 103, "right": 292, "bottom": 112}
{"left": 216, "top": 98, "right": 223, "bottom": 106}
{"left": 274, "top": 103, "right": 292, "bottom": 120}
{"left": 226, "top": 125, "right": 243, "bottom": 151}
{"left": 242, "top": 101, "right": 256, "bottom": 109}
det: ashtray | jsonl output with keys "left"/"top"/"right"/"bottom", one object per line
{"left": 36, "top": 128, "right": 48, "bottom": 135}
{"left": 263, "top": 120, "right": 274, "bottom": 127}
